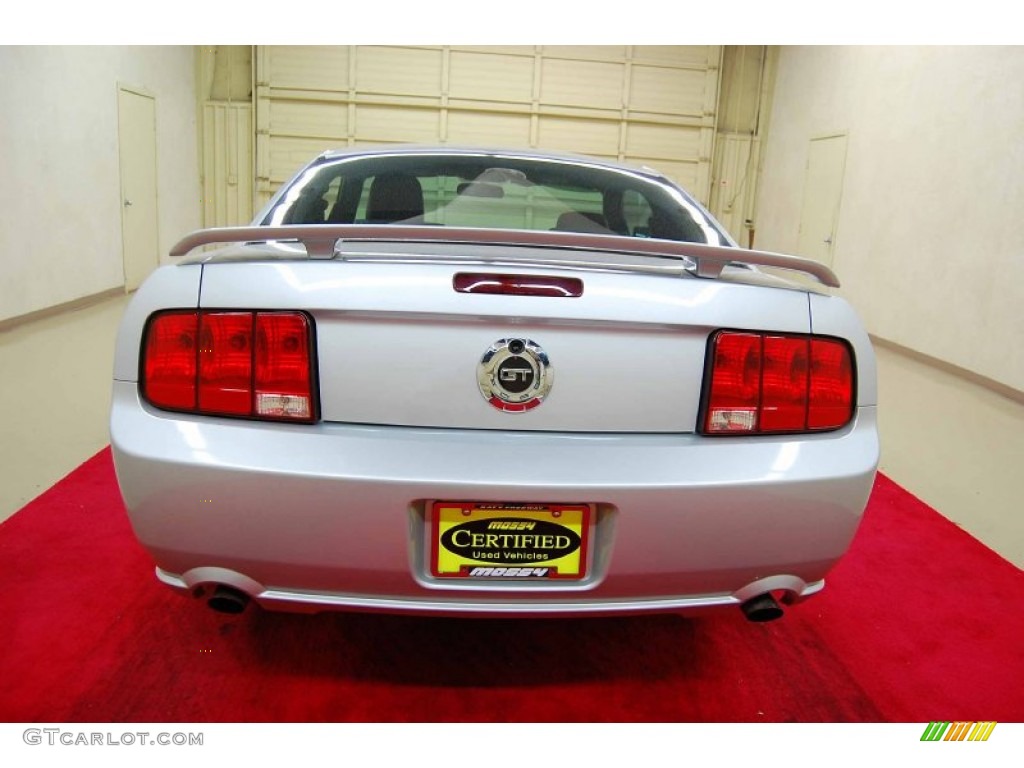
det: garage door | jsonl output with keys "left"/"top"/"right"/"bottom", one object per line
{"left": 254, "top": 45, "right": 722, "bottom": 209}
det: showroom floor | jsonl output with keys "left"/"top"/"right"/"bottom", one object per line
{"left": 2, "top": 292, "right": 1022, "bottom": 568}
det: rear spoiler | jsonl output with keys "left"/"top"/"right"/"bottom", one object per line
{"left": 169, "top": 224, "right": 840, "bottom": 288}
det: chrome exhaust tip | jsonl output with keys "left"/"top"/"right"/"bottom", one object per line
{"left": 740, "top": 593, "right": 784, "bottom": 622}
{"left": 207, "top": 585, "right": 250, "bottom": 615}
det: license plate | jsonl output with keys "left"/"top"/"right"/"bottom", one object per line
{"left": 430, "top": 502, "right": 592, "bottom": 580}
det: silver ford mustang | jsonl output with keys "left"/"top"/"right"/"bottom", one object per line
{"left": 110, "top": 146, "right": 879, "bottom": 622}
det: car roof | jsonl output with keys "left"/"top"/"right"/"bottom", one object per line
{"left": 316, "top": 144, "right": 669, "bottom": 181}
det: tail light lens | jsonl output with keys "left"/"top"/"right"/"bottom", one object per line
{"left": 142, "top": 311, "right": 198, "bottom": 411}
{"left": 142, "top": 310, "right": 316, "bottom": 422}
{"left": 198, "top": 312, "right": 253, "bottom": 416}
{"left": 702, "top": 331, "right": 853, "bottom": 435}
{"left": 255, "top": 312, "right": 314, "bottom": 420}
{"left": 808, "top": 338, "right": 854, "bottom": 429}
{"left": 702, "top": 332, "right": 760, "bottom": 433}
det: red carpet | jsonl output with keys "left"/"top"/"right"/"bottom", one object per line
{"left": 1, "top": 448, "right": 1022, "bottom": 723}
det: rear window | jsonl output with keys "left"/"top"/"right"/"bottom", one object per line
{"left": 262, "top": 153, "right": 726, "bottom": 245}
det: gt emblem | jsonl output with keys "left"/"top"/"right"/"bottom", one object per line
{"left": 500, "top": 367, "right": 532, "bottom": 384}
{"left": 477, "top": 338, "right": 553, "bottom": 412}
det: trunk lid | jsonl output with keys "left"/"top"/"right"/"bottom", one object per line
{"left": 198, "top": 243, "right": 810, "bottom": 433}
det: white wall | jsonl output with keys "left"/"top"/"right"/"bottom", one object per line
{"left": 0, "top": 46, "right": 200, "bottom": 323}
{"left": 756, "top": 46, "right": 1024, "bottom": 392}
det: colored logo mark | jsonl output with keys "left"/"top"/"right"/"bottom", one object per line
{"left": 921, "top": 722, "right": 997, "bottom": 742}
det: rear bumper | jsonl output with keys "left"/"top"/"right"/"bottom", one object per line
{"left": 111, "top": 381, "right": 879, "bottom": 616}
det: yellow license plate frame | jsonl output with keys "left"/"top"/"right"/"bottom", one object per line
{"left": 430, "top": 502, "right": 591, "bottom": 580}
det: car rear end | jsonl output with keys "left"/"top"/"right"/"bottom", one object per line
{"left": 110, "top": 148, "right": 879, "bottom": 620}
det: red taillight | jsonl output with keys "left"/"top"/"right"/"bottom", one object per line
{"left": 703, "top": 332, "right": 761, "bottom": 433}
{"left": 143, "top": 311, "right": 198, "bottom": 411}
{"left": 255, "top": 312, "right": 313, "bottom": 420}
{"left": 703, "top": 331, "right": 853, "bottom": 435}
{"left": 142, "top": 310, "right": 315, "bottom": 422}
{"left": 808, "top": 338, "right": 854, "bottom": 430}
{"left": 198, "top": 312, "right": 253, "bottom": 415}
{"left": 761, "top": 336, "right": 810, "bottom": 432}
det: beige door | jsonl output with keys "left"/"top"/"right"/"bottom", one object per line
{"left": 797, "top": 134, "right": 847, "bottom": 267}
{"left": 118, "top": 86, "right": 160, "bottom": 291}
